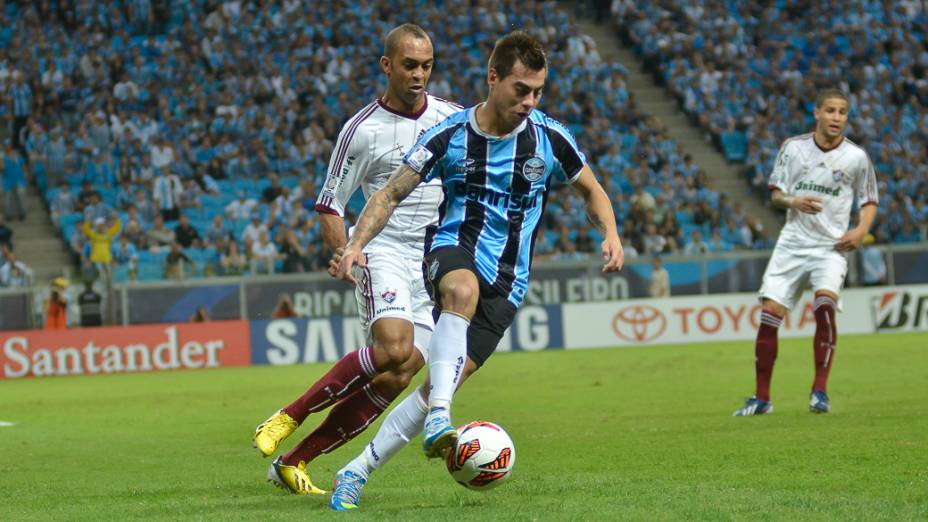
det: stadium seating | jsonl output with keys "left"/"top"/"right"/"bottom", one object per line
{"left": 615, "top": 1, "right": 928, "bottom": 244}
{"left": 9, "top": 0, "right": 748, "bottom": 283}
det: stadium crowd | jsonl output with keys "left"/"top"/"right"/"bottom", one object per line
{"left": 3, "top": 0, "right": 751, "bottom": 285}
{"left": 615, "top": 0, "right": 928, "bottom": 245}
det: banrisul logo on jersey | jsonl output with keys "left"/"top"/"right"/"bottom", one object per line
{"left": 794, "top": 180, "right": 840, "bottom": 197}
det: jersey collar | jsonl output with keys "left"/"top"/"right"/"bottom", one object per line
{"left": 467, "top": 103, "right": 527, "bottom": 140}
{"left": 377, "top": 94, "right": 429, "bottom": 120}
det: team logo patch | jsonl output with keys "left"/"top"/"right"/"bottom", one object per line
{"left": 381, "top": 288, "right": 397, "bottom": 303}
{"left": 405, "top": 144, "right": 433, "bottom": 172}
{"left": 522, "top": 157, "right": 546, "bottom": 182}
{"left": 832, "top": 169, "right": 845, "bottom": 183}
{"left": 427, "top": 259, "right": 439, "bottom": 282}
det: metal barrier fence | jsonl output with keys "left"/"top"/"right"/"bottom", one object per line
{"left": 3, "top": 242, "right": 926, "bottom": 330}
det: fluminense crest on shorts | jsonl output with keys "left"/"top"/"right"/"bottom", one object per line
{"left": 381, "top": 288, "right": 397, "bottom": 303}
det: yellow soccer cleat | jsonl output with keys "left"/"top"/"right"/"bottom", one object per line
{"left": 267, "top": 456, "right": 326, "bottom": 495}
{"left": 253, "top": 410, "right": 298, "bottom": 457}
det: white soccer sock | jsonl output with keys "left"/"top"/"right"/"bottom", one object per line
{"left": 350, "top": 387, "right": 429, "bottom": 477}
{"left": 427, "top": 312, "right": 469, "bottom": 411}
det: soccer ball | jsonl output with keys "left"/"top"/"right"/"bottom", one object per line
{"left": 445, "top": 421, "right": 516, "bottom": 490}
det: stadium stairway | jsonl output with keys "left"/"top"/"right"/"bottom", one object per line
{"left": 6, "top": 186, "right": 74, "bottom": 285}
{"left": 575, "top": 19, "right": 783, "bottom": 238}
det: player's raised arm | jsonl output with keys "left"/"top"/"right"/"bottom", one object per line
{"left": 335, "top": 164, "right": 421, "bottom": 282}
{"left": 569, "top": 165, "right": 624, "bottom": 272}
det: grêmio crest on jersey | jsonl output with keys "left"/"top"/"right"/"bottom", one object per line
{"left": 521, "top": 156, "right": 546, "bottom": 182}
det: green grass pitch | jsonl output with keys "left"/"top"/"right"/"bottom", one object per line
{"left": 1, "top": 333, "right": 926, "bottom": 521}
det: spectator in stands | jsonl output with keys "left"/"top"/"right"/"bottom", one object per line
{"left": 146, "top": 215, "right": 174, "bottom": 252}
{"left": 648, "top": 256, "right": 670, "bottom": 298}
{"left": 242, "top": 214, "right": 268, "bottom": 253}
{"left": 220, "top": 240, "right": 247, "bottom": 276}
{"left": 278, "top": 226, "right": 311, "bottom": 273}
{"left": 0, "top": 216, "right": 13, "bottom": 253}
{"left": 262, "top": 174, "right": 284, "bottom": 204}
{"left": 82, "top": 192, "right": 112, "bottom": 224}
{"left": 78, "top": 280, "right": 103, "bottom": 327}
{"left": 83, "top": 215, "right": 122, "bottom": 277}
{"left": 709, "top": 228, "right": 732, "bottom": 252}
{"left": 683, "top": 228, "right": 711, "bottom": 256}
{"left": 225, "top": 191, "right": 257, "bottom": 221}
{"left": 174, "top": 213, "right": 201, "bottom": 249}
{"left": 112, "top": 235, "right": 139, "bottom": 281}
{"left": 642, "top": 223, "right": 668, "bottom": 254}
{"left": 44, "top": 277, "right": 68, "bottom": 329}
{"left": 76, "top": 181, "right": 96, "bottom": 212}
{"left": 250, "top": 230, "right": 279, "bottom": 275}
{"left": 48, "top": 183, "right": 75, "bottom": 227}
{"left": 204, "top": 215, "right": 231, "bottom": 247}
{"left": 9, "top": 71, "right": 31, "bottom": 155}
{"left": 2, "top": 139, "right": 26, "bottom": 221}
{"left": 133, "top": 190, "right": 156, "bottom": 224}
{"left": 164, "top": 242, "right": 194, "bottom": 280}
{"left": 0, "top": 252, "right": 32, "bottom": 287}
{"left": 192, "top": 167, "right": 220, "bottom": 195}
{"left": 152, "top": 167, "right": 182, "bottom": 221}
{"left": 178, "top": 178, "right": 203, "bottom": 211}
{"left": 860, "top": 233, "right": 887, "bottom": 287}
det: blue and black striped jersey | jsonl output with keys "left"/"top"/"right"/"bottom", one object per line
{"left": 403, "top": 105, "right": 586, "bottom": 307}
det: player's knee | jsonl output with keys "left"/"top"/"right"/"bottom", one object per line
{"left": 373, "top": 334, "right": 414, "bottom": 369}
{"left": 761, "top": 300, "right": 786, "bottom": 318}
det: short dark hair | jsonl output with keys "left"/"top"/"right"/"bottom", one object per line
{"left": 488, "top": 31, "right": 547, "bottom": 79}
{"left": 383, "top": 24, "right": 430, "bottom": 59}
{"left": 815, "top": 87, "right": 849, "bottom": 107}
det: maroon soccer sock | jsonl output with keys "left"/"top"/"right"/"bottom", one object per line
{"left": 755, "top": 311, "right": 782, "bottom": 402}
{"left": 282, "top": 346, "right": 379, "bottom": 424}
{"left": 281, "top": 381, "right": 397, "bottom": 466}
{"left": 813, "top": 295, "right": 837, "bottom": 392}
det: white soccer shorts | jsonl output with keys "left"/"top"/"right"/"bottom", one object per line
{"left": 354, "top": 252, "right": 433, "bottom": 361}
{"left": 759, "top": 244, "right": 847, "bottom": 311}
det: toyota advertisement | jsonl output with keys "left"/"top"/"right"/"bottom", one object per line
{"left": 1, "top": 287, "right": 923, "bottom": 380}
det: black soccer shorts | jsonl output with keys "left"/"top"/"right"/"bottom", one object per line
{"left": 422, "top": 246, "right": 517, "bottom": 368}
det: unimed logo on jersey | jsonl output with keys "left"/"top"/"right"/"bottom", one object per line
{"left": 874, "top": 291, "right": 928, "bottom": 331}
{"left": 612, "top": 305, "right": 667, "bottom": 342}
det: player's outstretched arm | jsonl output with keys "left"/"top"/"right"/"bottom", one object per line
{"left": 771, "top": 189, "right": 822, "bottom": 214}
{"left": 835, "top": 204, "right": 877, "bottom": 252}
{"left": 570, "top": 165, "right": 624, "bottom": 272}
{"left": 335, "top": 164, "right": 421, "bottom": 283}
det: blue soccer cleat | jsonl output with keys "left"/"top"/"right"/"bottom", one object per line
{"left": 732, "top": 396, "right": 773, "bottom": 416}
{"left": 329, "top": 470, "right": 366, "bottom": 511}
{"left": 809, "top": 390, "right": 831, "bottom": 414}
{"left": 422, "top": 407, "right": 457, "bottom": 459}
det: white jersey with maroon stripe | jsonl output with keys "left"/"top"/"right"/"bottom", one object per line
{"left": 316, "top": 94, "right": 463, "bottom": 257}
{"left": 768, "top": 133, "right": 879, "bottom": 249}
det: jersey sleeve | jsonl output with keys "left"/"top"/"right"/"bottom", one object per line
{"left": 767, "top": 140, "right": 792, "bottom": 193}
{"left": 403, "top": 115, "right": 461, "bottom": 181}
{"left": 315, "top": 118, "right": 370, "bottom": 217}
{"left": 542, "top": 116, "right": 587, "bottom": 184}
{"left": 854, "top": 151, "right": 879, "bottom": 209}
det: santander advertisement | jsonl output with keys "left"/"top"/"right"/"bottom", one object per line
{"left": 0, "top": 321, "right": 250, "bottom": 379}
